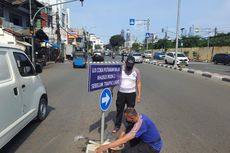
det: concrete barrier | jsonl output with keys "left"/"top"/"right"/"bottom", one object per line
{"left": 146, "top": 60, "right": 230, "bottom": 84}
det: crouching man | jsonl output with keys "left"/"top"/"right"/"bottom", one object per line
{"left": 96, "top": 107, "right": 163, "bottom": 153}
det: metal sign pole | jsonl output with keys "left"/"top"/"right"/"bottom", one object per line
{"left": 100, "top": 111, "right": 105, "bottom": 144}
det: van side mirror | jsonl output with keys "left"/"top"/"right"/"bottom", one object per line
{"left": 35, "top": 64, "right": 42, "bottom": 73}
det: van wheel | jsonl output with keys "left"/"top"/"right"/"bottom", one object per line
{"left": 165, "top": 60, "right": 168, "bottom": 64}
{"left": 37, "top": 97, "right": 48, "bottom": 121}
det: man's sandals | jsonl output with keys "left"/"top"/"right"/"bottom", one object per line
{"left": 112, "top": 127, "right": 120, "bottom": 133}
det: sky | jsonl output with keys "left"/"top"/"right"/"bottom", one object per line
{"left": 67, "top": 0, "right": 230, "bottom": 44}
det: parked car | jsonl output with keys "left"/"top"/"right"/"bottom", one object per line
{"left": 131, "top": 53, "right": 143, "bottom": 63}
{"left": 0, "top": 44, "right": 48, "bottom": 149}
{"left": 164, "top": 52, "right": 189, "bottom": 66}
{"left": 143, "top": 51, "right": 153, "bottom": 58}
{"left": 92, "top": 52, "right": 104, "bottom": 62}
{"left": 212, "top": 53, "right": 230, "bottom": 65}
{"left": 154, "top": 51, "right": 165, "bottom": 60}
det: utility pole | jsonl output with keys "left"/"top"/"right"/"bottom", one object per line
{"left": 151, "top": 34, "right": 154, "bottom": 51}
{"left": 29, "top": 0, "right": 35, "bottom": 63}
{"left": 56, "top": 10, "right": 62, "bottom": 62}
{"left": 162, "top": 27, "right": 168, "bottom": 52}
{"left": 174, "top": 0, "right": 181, "bottom": 68}
{"left": 211, "top": 27, "right": 218, "bottom": 60}
{"left": 146, "top": 18, "right": 150, "bottom": 51}
{"left": 163, "top": 27, "right": 168, "bottom": 52}
{"left": 180, "top": 28, "right": 184, "bottom": 52}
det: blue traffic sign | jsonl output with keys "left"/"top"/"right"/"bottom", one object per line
{"left": 130, "top": 19, "right": 135, "bottom": 26}
{"left": 88, "top": 64, "right": 122, "bottom": 92}
{"left": 145, "top": 32, "right": 150, "bottom": 38}
{"left": 100, "top": 88, "right": 112, "bottom": 111}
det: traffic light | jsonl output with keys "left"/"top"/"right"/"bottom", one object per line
{"left": 80, "top": 0, "right": 84, "bottom": 6}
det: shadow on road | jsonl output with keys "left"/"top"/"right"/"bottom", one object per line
{"left": 89, "top": 111, "right": 116, "bottom": 133}
{"left": 0, "top": 106, "right": 55, "bottom": 153}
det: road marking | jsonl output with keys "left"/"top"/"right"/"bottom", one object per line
{"left": 86, "top": 61, "right": 123, "bottom": 64}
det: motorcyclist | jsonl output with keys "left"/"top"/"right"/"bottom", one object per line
{"left": 112, "top": 52, "right": 115, "bottom": 59}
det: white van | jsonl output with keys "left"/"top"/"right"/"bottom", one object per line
{"left": 0, "top": 44, "right": 48, "bottom": 149}
{"left": 164, "top": 52, "right": 189, "bottom": 66}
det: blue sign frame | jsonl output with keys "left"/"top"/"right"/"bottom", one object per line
{"left": 145, "top": 32, "right": 150, "bottom": 38}
{"left": 100, "top": 88, "right": 112, "bottom": 111}
{"left": 130, "top": 19, "right": 135, "bottom": 26}
{"left": 88, "top": 64, "right": 122, "bottom": 92}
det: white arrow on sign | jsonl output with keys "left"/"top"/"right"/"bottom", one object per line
{"left": 102, "top": 93, "right": 110, "bottom": 106}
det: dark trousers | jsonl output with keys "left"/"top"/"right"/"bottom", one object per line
{"left": 122, "top": 140, "right": 160, "bottom": 153}
{"left": 115, "top": 91, "right": 136, "bottom": 128}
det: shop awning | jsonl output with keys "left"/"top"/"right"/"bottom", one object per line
{"left": 36, "top": 29, "right": 49, "bottom": 41}
{"left": 52, "top": 44, "right": 60, "bottom": 48}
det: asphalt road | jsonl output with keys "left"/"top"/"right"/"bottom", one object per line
{"left": 188, "top": 62, "right": 230, "bottom": 76}
{"left": 156, "top": 59, "right": 230, "bottom": 76}
{"left": 1, "top": 60, "right": 230, "bottom": 153}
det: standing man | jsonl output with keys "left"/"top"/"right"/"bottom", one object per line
{"left": 96, "top": 107, "right": 163, "bottom": 153}
{"left": 111, "top": 56, "right": 142, "bottom": 133}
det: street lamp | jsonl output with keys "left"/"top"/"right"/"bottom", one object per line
{"left": 30, "top": 0, "right": 84, "bottom": 65}
{"left": 174, "top": 0, "right": 181, "bottom": 68}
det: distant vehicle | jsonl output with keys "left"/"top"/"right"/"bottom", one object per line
{"left": 144, "top": 51, "right": 153, "bottom": 58}
{"left": 154, "top": 52, "right": 165, "bottom": 60}
{"left": 0, "top": 44, "right": 48, "bottom": 149}
{"left": 35, "top": 48, "right": 47, "bottom": 66}
{"left": 66, "top": 44, "right": 74, "bottom": 60}
{"left": 212, "top": 53, "right": 230, "bottom": 65}
{"left": 73, "top": 51, "right": 87, "bottom": 68}
{"left": 123, "top": 53, "right": 128, "bottom": 56}
{"left": 92, "top": 52, "right": 104, "bottom": 62}
{"left": 131, "top": 53, "right": 143, "bottom": 63}
{"left": 112, "top": 52, "right": 116, "bottom": 59}
{"left": 105, "top": 52, "right": 110, "bottom": 56}
{"left": 164, "top": 52, "right": 189, "bottom": 66}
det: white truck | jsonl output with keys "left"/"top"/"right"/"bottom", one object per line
{"left": 66, "top": 44, "right": 74, "bottom": 60}
{"left": 0, "top": 44, "right": 48, "bottom": 149}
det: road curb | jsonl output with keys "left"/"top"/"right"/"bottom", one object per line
{"left": 222, "top": 77, "right": 230, "bottom": 82}
{"left": 144, "top": 60, "right": 230, "bottom": 84}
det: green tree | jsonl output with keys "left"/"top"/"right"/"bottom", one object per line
{"left": 95, "top": 44, "right": 101, "bottom": 50}
{"left": 153, "top": 39, "right": 174, "bottom": 50}
{"left": 104, "top": 44, "right": 112, "bottom": 50}
{"left": 152, "top": 33, "right": 230, "bottom": 50}
{"left": 210, "top": 33, "right": 230, "bottom": 46}
{"left": 109, "top": 35, "right": 125, "bottom": 51}
{"left": 131, "top": 43, "right": 140, "bottom": 51}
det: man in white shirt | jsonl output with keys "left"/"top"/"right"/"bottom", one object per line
{"left": 112, "top": 56, "right": 142, "bottom": 133}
